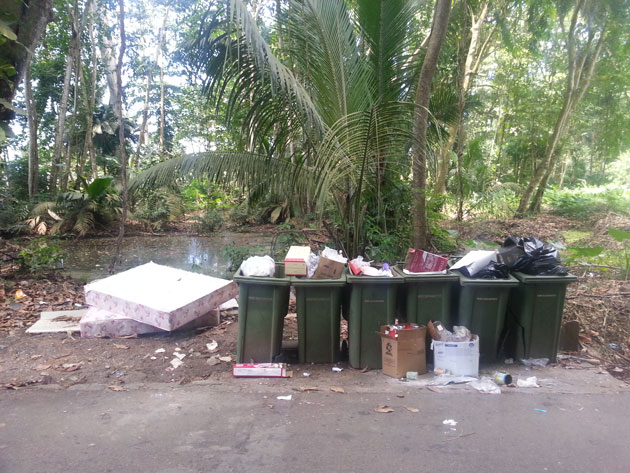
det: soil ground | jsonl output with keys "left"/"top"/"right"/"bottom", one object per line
{"left": 1, "top": 212, "right": 629, "bottom": 389}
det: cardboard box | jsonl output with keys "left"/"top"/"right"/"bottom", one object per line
{"left": 404, "top": 248, "right": 448, "bottom": 273}
{"left": 312, "top": 256, "right": 345, "bottom": 279}
{"left": 232, "top": 363, "right": 291, "bottom": 377}
{"left": 284, "top": 246, "right": 312, "bottom": 276}
{"left": 431, "top": 336, "right": 479, "bottom": 377}
{"left": 379, "top": 325, "right": 427, "bottom": 378}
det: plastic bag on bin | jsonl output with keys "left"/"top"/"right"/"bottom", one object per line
{"left": 240, "top": 255, "right": 276, "bottom": 277}
{"left": 502, "top": 236, "right": 568, "bottom": 276}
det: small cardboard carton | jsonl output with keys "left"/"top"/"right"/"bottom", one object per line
{"left": 312, "top": 257, "right": 345, "bottom": 279}
{"left": 284, "top": 246, "right": 312, "bottom": 276}
{"left": 379, "top": 325, "right": 427, "bottom": 378}
{"left": 431, "top": 335, "right": 479, "bottom": 377}
{"left": 404, "top": 248, "right": 448, "bottom": 273}
{"left": 232, "top": 363, "right": 291, "bottom": 377}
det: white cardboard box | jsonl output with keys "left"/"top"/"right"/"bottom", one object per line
{"left": 284, "top": 246, "right": 311, "bottom": 276}
{"left": 431, "top": 336, "right": 479, "bottom": 377}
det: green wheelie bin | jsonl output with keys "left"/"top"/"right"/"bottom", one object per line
{"left": 457, "top": 273, "right": 519, "bottom": 360}
{"left": 346, "top": 272, "right": 404, "bottom": 369}
{"left": 291, "top": 274, "right": 346, "bottom": 364}
{"left": 506, "top": 272, "right": 577, "bottom": 362}
{"left": 234, "top": 263, "right": 290, "bottom": 363}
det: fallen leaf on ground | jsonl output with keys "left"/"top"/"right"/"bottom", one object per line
{"left": 396, "top": 394, "right": 405, "bottom": 398}
{"left": 427, "top": 386, "right": 442, "bottom": 393}
{"left": 219, "top": 356, "right": 232, "bottom": 362}
{"left": 298, "top": 386, "right": 319, "bottom": 392}
{"left": 330, "top": 387, "right": 345, "bottom": 393}
{"left": 206, "top": 341, "right": 218, "bottom": 352}
{"left": 60, "top": 363, "right": 80, "bottom": 372}
{"left": 374, "top": 406, "right": 394, "bottom": 413}
{"left": 406, "top": 407, "right": 420, "bottom": 413}
{"left": 34, "top": 364, "right": 51, "bottom": 371}
{"left": 30, "top": 354, "right": 42, "bottom": 360}
{"left": 170, "top": 358, "right": 184, "bottom": 369}
{"left": 113, "top": 344, "right": 129, "bottom": 350}
{"left": 107, "top": 385, "right": 125, "bottom": 392}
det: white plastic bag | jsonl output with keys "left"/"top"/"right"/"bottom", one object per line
{"left": 240, "top": 255, "right": 276, "bottom": 277}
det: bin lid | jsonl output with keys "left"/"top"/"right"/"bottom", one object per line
{"left": 392, "top": 265, "right": 459, "bottom": 281}
{"left": 457, "top": 273, "right": 519, "bottom": 287}
{"left": 346, "top": 272, "right": 403, "bottom": 285}
{"left": 291, "top": 274, "right": 347, "bottom": 286}
{"left": 512, "top": 272, "right": 577, "bottom": 284}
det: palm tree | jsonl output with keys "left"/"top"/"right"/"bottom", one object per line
{"left": 133, "top": 0, "right": 453, "bottom": 256}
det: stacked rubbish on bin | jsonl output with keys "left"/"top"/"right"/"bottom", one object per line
{"left": 235, "top": 246, "right": 348, "bottom": 364}
{"left": 449, "top": 236, "right": 575, "bottom": 363}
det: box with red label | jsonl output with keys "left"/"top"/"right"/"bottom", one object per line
{"left": 404, "top": 248, "right": 448, "bottom": 273}
{"left": 284, "top": 246, "right": 312, "bottom": 276}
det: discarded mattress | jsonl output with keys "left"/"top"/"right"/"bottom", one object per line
{"left": 80, "top": 306, "right": 220, "bottom": 338}
{"left": 84, "top": 262, "right": 238, "bottom": 331}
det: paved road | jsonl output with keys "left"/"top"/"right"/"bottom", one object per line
{"left": 2, "top": 368, "right": 629, "bottom": 473}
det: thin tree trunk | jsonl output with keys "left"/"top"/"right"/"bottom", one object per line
{"left": 133, "top": 68, "right": 152, "bottom": 169}
{"left": 516, "top": 1, "right": 606, "bottom": 216}
{"left": 25, "top": 53, "right": 39, "bottom": 200}
{"left": 109, "top": 0, "right": 127, "bottom": 274}
{"left": 50, "top": 7, "right": 78, "bottom": 194}
{"left": 411, "top": 0, "right": 452, "bottom": 249}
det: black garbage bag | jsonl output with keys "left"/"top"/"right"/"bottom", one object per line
{"left": 471, "top": 261, "right": 510, "bottom": 279}
{"left": 502, "top": 236, "right": 568, "bottom": 276}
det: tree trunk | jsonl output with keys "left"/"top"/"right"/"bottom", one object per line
{"left": 133, "top": 68, "right": 152, "bottom": 169}
{"left": 109, "top": 0, "right": 127, "bottom": 274}
{"left": 434, "top": 2, "right": 489, "bottom": 195}
{"left": 515, "top": 1, "right": 606, "bottom": 217}
{"left": 50, "top": 6, "right": 78, "bottom": 194}
{"left": 410, "top": 0, "right": 452, "bottom": 249}
{"left": 25, "top": 53, "right": 39, "bottom": 200}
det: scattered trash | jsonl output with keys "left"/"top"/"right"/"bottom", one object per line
{"left": 240, "top": 255, "right": 277, "bottom": 277}
{"left": 423, "top": 375, "right": 477, "bottom": 386}
{"left": 39, "top": 301, "right": 47, "bottom": 305}
{"left": 374, "top": 406, "right": 394, "bottom": 413}
{"left": 520, "top": 358, "right": 549, "bottom": 367}
{"left": 406, "top": 371, "right": 418, "bottom": 380}
{"left": 150, "top": 356, "right": 157, "bottom": 360}
{"left": 232, "top": 363, "right": 291, "bottom": 377}
{"left": 26, "top": 309, "right": 85, "bottom": 334}
{"left": 170, "top": 358, "right": 184, "bottom": 369}
{"left": 403, "top": 248, "right": 448, "bottom": 274}
{"left": 297, "top": 386, "right": 319, "bottom": 392}
{"left": 517, "top": 376, "right": 540, "bottom": 388}
{"left": 112, "top": 370, "right": 125, "bottom": 378}
{"left": 379, "top": 323, "right": 427, "bottom": 378}
{"left": 14, "top": 289, "right": 26, "bottom": 300}
{"left": 493, "top": 372, "right": 513, "bottom": 385}
{"left": 501, "top": 236, "right": 568, "bottom": 276}
{"left": 108, "top": 385, "right": 126, "bottom": 392}
{"left": 428, "top": 322, "right": 472, "bottom": 342}
{"left": 504, "top": 358, "right": 514, "bottom": 365}
{"left": 303, "top": 372, "right": 311, "bottom": 377}
{"left": 442, "top": 419, "right": 458, "bottom": 426}
{"left": 276, "top": 395, "right": 292, "bottom": 401}
{"left": 311, "top": 247, "right": 347, "bottom": 279}
{"left": 206, "top": 341, "right": 218, "bottom": 352}
{"left": 173, "top": 352, "right": 186, "bottom": 361}
{"left": 557, "top": 354, "right": 601, "bottom": 365}
{"left": 451, "top": 250, "right": 507, "bottom": 279}
{"left": 60, "top": 363, "right": 81, "bottom": 372}
{"left": 470, "top": 378, "right": 502, "bottom": 394}
{"left": 431, "top": 331, "right": 479, "bottom": 377}
{"left": 155, "top": 348, "right": 165, "bottom": 354}
{"left": 406, "top": 407, "right": 420, "bottom": 413}
{"left": 330, "top": 387, "right": 345, "bottom": 393}
{"left": 332, "top": 367, "right": 343, "bottom": 372}
{"left": 534, "top": 408, "right": 547, "bottom": 413}
{"left": 609, "top": 343, "right": 621, "bottom": 350}
{"left": 207, "top": 356, "right": 220, "bottom": 366}
{"left": 218, "top": 356, "right": 232, "bottom": 362}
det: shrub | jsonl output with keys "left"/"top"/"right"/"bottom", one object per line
{"left": 18, "top": 238, "right": 67, "bottom": 274}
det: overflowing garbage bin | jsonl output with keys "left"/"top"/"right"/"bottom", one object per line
{"left": 291, "top": 274, "right": 346, "bottom": 363}
{"left": 234, "top": 263, "right": 290, "bottom": 363}
{"left": 506, "top": 272, "right": 577, "bottom": 362}
{"left": 456, "top": 273, "right": 519, "bottom": 360}
{"left": 346, "top": 272, "right": 404, "bottom": 369}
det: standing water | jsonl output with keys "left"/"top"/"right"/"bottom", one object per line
{"left": 60, "top": 233, "right": 272, "bottom": 282}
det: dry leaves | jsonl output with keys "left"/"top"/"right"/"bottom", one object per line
{"left": 34, "top": 364, "right": 51, "bottom": 371}
{"left": 113, "top": 344, "right": 129, "bottom": 350}
{"left": 374, "top": 406, "right": 394, "bottom": 413}
{"left": 59, "top": 363, "right": 81, "bottom": 372}
{"left": 107, "top": 385, "right": 125, "bottom": 392}
{"left": 406, "top": 407, "right": 420, "bottom": 413}
{"left": 296, "top": 386, "right": 319, "bottom": 392}
{"left": 330, "top": 387, "right": 345, "bottom": 393}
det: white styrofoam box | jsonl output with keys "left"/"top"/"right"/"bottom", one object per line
{"left": 84, "top": 262, "right": 237, "bottom": 331}
{"left": 431, "top": 336, "right": 480, "bottom": 377}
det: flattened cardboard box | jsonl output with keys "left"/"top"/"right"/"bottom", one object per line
{"left": 312, "top": 256, "right": 345, "bottom": 279}
{"left": 379, "top": 325, "right": 427, "bottom": 378}
{"left": 431, "top": 335, "right": 479, "bottom": 377}
{"left": 284, "top": 245, "right": 311, "bottom": 276}
{"left": 404, "top": 248, "right": 448, "bottom": 273}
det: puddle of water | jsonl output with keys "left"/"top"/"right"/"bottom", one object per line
{"left": 60, "top": 233, "right": 272, "bottom": 282}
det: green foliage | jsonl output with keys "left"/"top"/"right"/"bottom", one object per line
{"left": 17, "top": 238, "right": 67, "bottom": 274}
{"left": 609, "top": 228, "right": 630, "bottom": 279}
{"left": 567, "top": 228, "right": 630, "bottom": 280}
{"left": 181, "top": 179, "right": 234, "bottom": 211}
{"left": 193, "top": 208, "right": 222, "bottom": 233}
{"left": 545, "top": 186, "right": 630, "bottom": 218}
{"left": 222, "top": 242, "right": 267, "bottom": 273}
{"left": 134, "top": 188, "right": 184, "bottom": 231}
